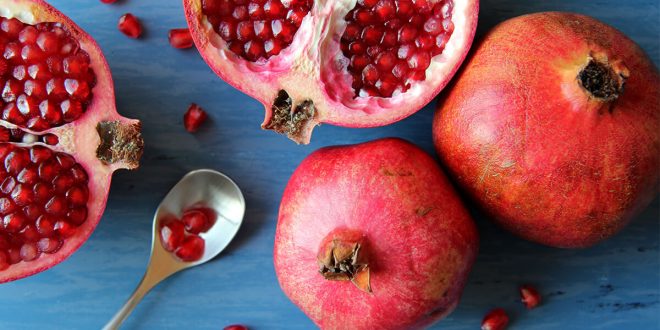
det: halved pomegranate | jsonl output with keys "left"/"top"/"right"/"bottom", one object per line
{"left": 184, "top": 0, "right": 478, "bottom": 143}
{"left": 0, "top": 0, "right": 143, "bottom": 282}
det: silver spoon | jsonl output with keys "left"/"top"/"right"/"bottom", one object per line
{"left": 103, "top": 169, "right": 246, "bottom": 330}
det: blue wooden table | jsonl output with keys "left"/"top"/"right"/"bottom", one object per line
{"left": 1, "top": 0, "right": 658, "bottom": 329}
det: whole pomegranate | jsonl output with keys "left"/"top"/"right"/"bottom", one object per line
{"left": 184, "top": 0, "right": 479, "bottom": 144}
{"left": 0, "top": 0, "right": 143, "bottom": 281}
{"left": 274, "top": 138, "right": 478, "bottom": 329}
{"left": 433, "top": 12, "right": 659, "bottom": 248}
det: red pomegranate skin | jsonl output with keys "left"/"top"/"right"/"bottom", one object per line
{"left": 433, "top": 12, "right": 659, "bottom": 248}
{"left": 274, "top": 138, "right": 478, "bottom": 329}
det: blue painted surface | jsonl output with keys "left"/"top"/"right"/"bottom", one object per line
{"left": 0, "top": 0, "right": 658, "bottom": 329}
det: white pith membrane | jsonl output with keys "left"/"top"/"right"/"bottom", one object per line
{"left": 185, "top": 0, "right": 478, "bottom": 143}
{"left": 0, "top": 0, "right": 142, "bottom": 282}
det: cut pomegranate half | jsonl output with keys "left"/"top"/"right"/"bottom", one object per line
{"left": 0, "top": 0, "right": 143, "bottom": 282}
{"left": 184, "top": 0, "right": 478, "bottom": 143}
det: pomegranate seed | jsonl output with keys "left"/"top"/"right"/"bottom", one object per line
{"left": 520, "top": 285, "right": 541, "bottom": 309}
{"left": 224, "top": 325, "right": 249, "bottom": 330}
{"left": 101, "top": 0, "right": 119, "bottom": 3}
{"left": 182, "top": 209, "right": 209, "bottom": 234}
{"left": 19, "top": 242, "right": 39, "bottom": 261}
{"left": 20, "top": 224, "right": 39, "bottom": 242}
{"left": 118, "top": 14, "right": 143, "bottom": 39}
{"left": 481, "top": 308, "right": 509, "bottom": 330}
{"left": 36, "top": 215, "right": 56, "bottom": 236}
{"left": 67, "top": 207, "right": 88, "bottom": 226}
{"left": 203, "top": 0, "right": 312, "bottom": 61}
{"left": 37, "top": 237, "right": 61, "bottom": 253}
{"left": 175, "top": 234, "right": 205, "bottom": 262}
{"left": 3, "top": 213, "right": 27, "bottom": 232}
{"left": 160, "top": 219, "right": 185, "bottom": 252}
{"left": 168, "top": 28, "right": 194, "bottom": 49}
{"left": 45, "top": 195, "right": 67, "bottom": 215}
{"left": 183, "top": 103, "right": 208, "bottom": 133}
{"left": 54, "top": 221, "right": 76, "bottom": 237}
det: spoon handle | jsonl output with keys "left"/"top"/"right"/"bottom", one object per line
{"left": 103, "top": 265, "right": 171, "bottom": 330}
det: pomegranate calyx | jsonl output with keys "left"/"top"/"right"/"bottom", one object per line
{"left": 317, "top": 237, "right": 371, "bottom": 293}
{"left": 96, "top": 121, "right": 144, "bottom": 169}
{"left": 262, "top": 90, "right": 317, "bottom": 144}
{"left": 578, "top": 56, "right": 629, "bottom": 102}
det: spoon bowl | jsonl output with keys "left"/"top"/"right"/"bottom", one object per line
{"left": 104, "top": 169, "right": 245, "bottom": 330}
{"left": 152, "top": 169, "right": 245, "bottom": 267}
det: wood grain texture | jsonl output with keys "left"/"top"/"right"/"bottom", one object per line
{"left": 0, "top": 0, "right": 658, "bottom": 329}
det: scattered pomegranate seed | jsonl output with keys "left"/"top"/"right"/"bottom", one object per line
{"left": 168, "top": 28, "right": 194, "bottom": 49}
{"left": 481, "top": 308, "right": 509, "bottom": 330}
{"left": 118, "top": 14, "right": 143, "bottom": 39}
{"left": 224, "top": 324, "right": 249, "bottom": 330}
{"left": 101, "top": 0, "right": 118, "bottom": 3}
{"left": 520, "top": 285, "right": 541, "bottom": 309}
{"left": 183, "top": 103, "right": 208, "bottom": 132}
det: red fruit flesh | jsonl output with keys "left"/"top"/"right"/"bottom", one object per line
{"left": 168, "top": 28, "right": 194, "bottom": 49}
{"left": 481, "top": 308, "right": 509, "bottom": 330}
{"left": 183, "top": 103, "right": 207, "bottom": 132}
{"left": 274, "top": 138, "right": 478, "bottom": 329}
{"left": 0, "top": 0, "right": 143, "bottom": 283}
{"left": 520, "top": 285, "right": 541, "bottom": 309}
{"left": 433, "top": 12, "right": 660, "bottom": 248}
{"left": 184, "top": 0, "right": 478, "bottom": 143}
{"left": 118, "top": 14, "right": 142, "bottom": 39}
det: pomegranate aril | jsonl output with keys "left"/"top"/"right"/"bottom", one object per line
{"left": 340, "top": 0, "right": 454, "bottom": 97}
{"left": 183, "top": 103, "right": 208, "bottom": 133}
{"left": 175, "top": 234, "right": 205, "bottom": 262}
{"left": 481, "top": 308, "right": 509, "bottom": 330}
{"left": 61, "top": 99, "right": 83, "bottom": 122}
{"left": 54, "top": 220, "right": 75, "bottom": 237}
{"left": 3, "top": 212, "right": 27, "bottom": 232}
{"left": 101, "top": 0, "right": 119, "bottom": 4}
{"left": 520, "top": 285, "right": 541, "bottom": 309}
{"left": 1, "top": 18, "right": 23, "bottom": 38}
{"left": 160, "top": 219, "right": 185, "bottom": 252}
{"left": 45, "top": 196, "right": 67, "bottom": 215}
{"left": 11, "top": 184, "right": 33, "bottom": 206}
{"left": 182, "top": 209, "right": 209, "bottom": 234}
{"left": 18, "top": 26, "right": 38, "bottom": 44}
{"left": 19, "top": 242, "right": 39, "bottom": 261}
{"left": 118, "top": 14, "right": 143, "bottom": 39}
{"left": 67, "top": 208, "right": 87, "bottom": 226}
{"left": 36, "top": 32, "right": 60, "bottom": 54}
{"left": 37, "top": 237, "right": 61, "bottom": 253}
{"left": 0, "top": 197, "right": 16, "bottom": 213}
{"left": 20, "top": 223, "right": 39, "bottom": 242}
{"left": 203, "top": 0, "right": 313, "bottom": 61}
{"left": 0, "top": 251, "right": 8, "bottom": 271}
{"left": 168, "top": 29, "right": 194, "bottom": 49}
{"left": 36, "top": 215, "right": 55, "bottom": 236}
{"left": 28, "top": 62, "right": 51, "bottom": 80}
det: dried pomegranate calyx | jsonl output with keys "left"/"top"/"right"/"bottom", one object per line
{"left": 317, "top": 235, "right": 371, "bottom": 293}
{"left": 263, "top": 90, "right": 316, "bottom": 142}
{"left": 578, "top": 55, "right": 629, "bottom": 102}
{"left": 95, "top": 121, "right": 143, "bottom": 169}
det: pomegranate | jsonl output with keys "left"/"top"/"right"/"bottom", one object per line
{"left": 433, "top": 12, "right": 659, "bottom": 248}
{"left": 183, "top": 0, "right": 479, "bottom": 144}
{"left": 274, "top": 138, "right": 478, "bottom": 329}
{"left": 0, "top": 0, "right": 143, "bottom": 282}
